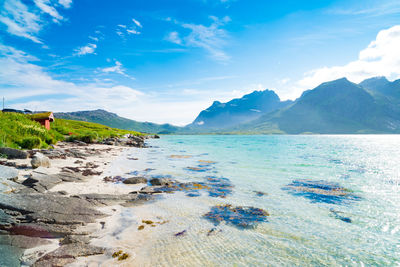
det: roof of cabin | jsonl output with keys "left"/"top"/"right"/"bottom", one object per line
{"left": 30, "top": 112, "right": 54, "bottom": 122}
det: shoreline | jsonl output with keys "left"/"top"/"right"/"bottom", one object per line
{"left": 0, "top": 139, "right": 158, "bottom": 266}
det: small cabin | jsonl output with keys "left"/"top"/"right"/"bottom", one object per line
{"left": 30, "top": 112, "right": 55, "bottom": 130}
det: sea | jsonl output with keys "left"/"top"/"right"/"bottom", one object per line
{"left": 2, "top": 135, "right": 400, "bottom": 266}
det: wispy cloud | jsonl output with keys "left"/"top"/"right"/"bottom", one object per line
{"left": 0, "top": 0, "right": 71, "bottom": 43}
{"left": 34, "top": 0, "right": 63, "bottom": 23}
{"left": 327, "top": 1, "right": 400, "bottom": 17}
{"left": 166, "top": 16, "right": 231, "bottom": 62}
{"left": 165, "top": 31, "right": 182, "bottom": 44}
{"left": 132, "top": 18, "right": 142, "bottom": 28}
{"left": 0, "top": 0, "right": 43, "bottom": 43}
{"left": 101, "top": 60, "right": 135, "bottom": 80}
{"left": 73, "top": 43, "right": 97, "bottom": 56}
{"left": 116, "top": 18, "right": 142, "bottom": 37}
{"left": 0, "top": 44, "right": 143, "bottom": 113}
{"left": 58, "top": 0, "right": 72, "bottom": 9}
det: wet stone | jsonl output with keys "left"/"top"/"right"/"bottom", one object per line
{"left": 282, "top": 179, "right": 360, "bottom": 204}
{"left": 329, "top": 209, "right": 352, "bottom": 223}
{"left": 203, "top": 204, "right": 269, "bottom": 229}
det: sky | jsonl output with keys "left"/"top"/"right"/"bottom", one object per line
{"left": 1, "top": 0, "right": 400, "bottom": 125}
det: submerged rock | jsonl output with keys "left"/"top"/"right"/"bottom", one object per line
{"left": 204, "top": 204, "right": 269, "bottom": 229}
{"left": 149, "top": 177, "right": 173, "bottom": 186}
{"left": 329, "top": 208, "right": 352, "bottom": 223}
{"left": 282, "top": 179, "right": 360, "bottom": 204}
{"left": 123, "top": 177, "right": 147, "bottom": 184}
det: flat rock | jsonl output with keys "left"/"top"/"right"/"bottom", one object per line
{"left": 0, "top": 193, "right": 105, "bottom": 226}
{"left": 34, "top": 243, "right": 105, "bottom": 267}
{"left": 60, "top": 235, "right": 90, "bottom": 245}
{"left": 73, "top": 193, "right": 144, "bottom": 206}
{"left": 0, "top": 165, "right": 18, "bottom": 181}
{"left": 0, "top": 234, "right": 52, "bottom": 249}
{"left": 123, "top": 176, "right": 147, "bottom": 184}
{"left": 0, "top": 147, "right": 28, "bottom": 159}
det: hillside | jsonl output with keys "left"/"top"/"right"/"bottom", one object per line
{"left": 55, "top": 109, "right": 180, "bottom": 134}
{"left": 230, "top": 78, "right": 400, "bottom": 134}
{"left": 0, "top": 111, "right": 142, "bottom": 149}
{"left": 187, "top": 89, "right": 292, "bottom": 131}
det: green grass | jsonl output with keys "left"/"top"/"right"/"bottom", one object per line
{"left": 0, "top": 111, "right": 144, "bottom": 149}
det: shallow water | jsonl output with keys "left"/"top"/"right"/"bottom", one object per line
{"left": 3, "top": 135, "right": 400, "bottom": 266}
{"left": 109, "top": 135, "right": 400, "bottom": 266}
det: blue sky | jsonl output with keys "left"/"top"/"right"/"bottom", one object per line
{"left": 1, "top": 0, "right": 400, "bottom": 125}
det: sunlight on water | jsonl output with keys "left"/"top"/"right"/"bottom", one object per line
{"left": 99, "top": 135, "right": 400, "bottom": 266}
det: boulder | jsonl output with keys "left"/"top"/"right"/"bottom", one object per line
{"left": 0, "top": 165, "right": 18, "bottom": 181}
{"left": 123, "top": 177, "right": 148, "bottom": 184}
{"left": 150, "top": 177, "right": 173, "bottom": 186}
{"left": 0, "top": 147, "right": 28, "bottom": 159}
{"left": 31, "top": 153, "right": 51, "bottom": 169}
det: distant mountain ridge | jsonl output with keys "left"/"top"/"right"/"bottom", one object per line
{"left": 187, "top": 89, "right": 292, "bottom": 131}
{"left": 56, "top": 76, "right": 400, "bottom": 135}
{"left": 55, "top": 109, "right": 180, "bottom": 134}
{"left": 228, "top": 77, "right": 400, "bottom": 134}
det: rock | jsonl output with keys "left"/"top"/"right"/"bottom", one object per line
{"left": 0, "top": 234, "right": 52, "bottom": 249}
{"left": 0, "top": 193, "right": 105, "bottom": 229}
{"left": 203, "top": 204, "right": 269, "bottom": 229}
{"left": 60, "top": 235, "right": 90, "bottom": 245}
{"left": 0, "top": 147, "right": 29, "bottom": 159}
{"left": 34, "top": 243, "right": 105, "bottom": 267}
{"left": 0, "top": 165, "right": 18, "bottom": 181}
{"left": 31, "top": 153, "right": 51, "bottom": 169}
{"left": 73, "top": 193, "right": 145, "bottom": 206}
{"left": 22, "top": 171, "right": 63, "bottom": 192}
{"left": 154, "top": 135, "right": 160, "bottom": 139}
{"left": 149, "top": 177, "right": 173, "bottom": 186}
{"left": 123, "top": 177, "right": 147, "bottom": 184}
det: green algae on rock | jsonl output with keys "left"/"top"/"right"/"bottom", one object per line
{"left": 203, "top": 204, "right": 269, "bottom": 229}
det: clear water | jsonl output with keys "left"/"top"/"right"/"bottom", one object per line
{"left": 111, "top": 135, "right": 400, "bottom": 266}
{"left": 3, "top": 135, "right": 400, "bottom": 266}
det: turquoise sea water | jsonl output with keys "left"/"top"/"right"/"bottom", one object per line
{"left": 2, "top": 135, "right": 400, "bottom": 266}
{"left": 122, "top": 135, "right": 400, "bottom": 266}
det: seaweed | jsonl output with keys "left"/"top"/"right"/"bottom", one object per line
{"left": 203, "top": 204, "right": 269, "bottom": 229}
{"left": 282, "top": 179, "right": 360, "bottom": 204}
{"left": 174, "top": 230, "right": 187, "bottom": 237}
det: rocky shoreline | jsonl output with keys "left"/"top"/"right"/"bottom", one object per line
{"left": 0, "top": 135, "right": 163, "bottom": 266}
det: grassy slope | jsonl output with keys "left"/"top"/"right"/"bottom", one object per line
{"left": 0, "top": 111, "right": 143, "bottom": 149}
{"left": 55, "top": 110, "right": 180, "bottom": 134}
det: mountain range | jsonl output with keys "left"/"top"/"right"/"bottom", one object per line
{"left": 55, "top": 76, "right": 400, "bottom": 134}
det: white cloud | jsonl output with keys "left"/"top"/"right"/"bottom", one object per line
{"left": 58, "top": 0, "right": 72, "bottom": 9}
{"left": 34, "top": 0, "right": 63, "bottom": 23}
{"left": 132, "top": 18, "right": 142, "bottom": 28}
{"left": 297, "top": 25, "right": 400, "bottom": 91}
{"left": 116, "top": 19, "right": 142, "bottom": 37}
{"left": 101, "top": 61, "right": 135, "bottom": 80}
{"left": 165, "top": 31, "right": 182, "bottom": 44}
{"left": 0, "top": 0, "right": 43, "bottom": 43}
{"left": 0, "top": 45, "right": 143, "bottom": 115}
{"left": 73, "top": 43, "right": 97, "bottom": 56}
{"left": 0, "top": 0, "right": 71, "bottom": 43}
{"left": 127, "top": 29, "right": 140, "bottom": 35}
{"left": 167, "top": 16, "right": 231, "bottom": 62}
